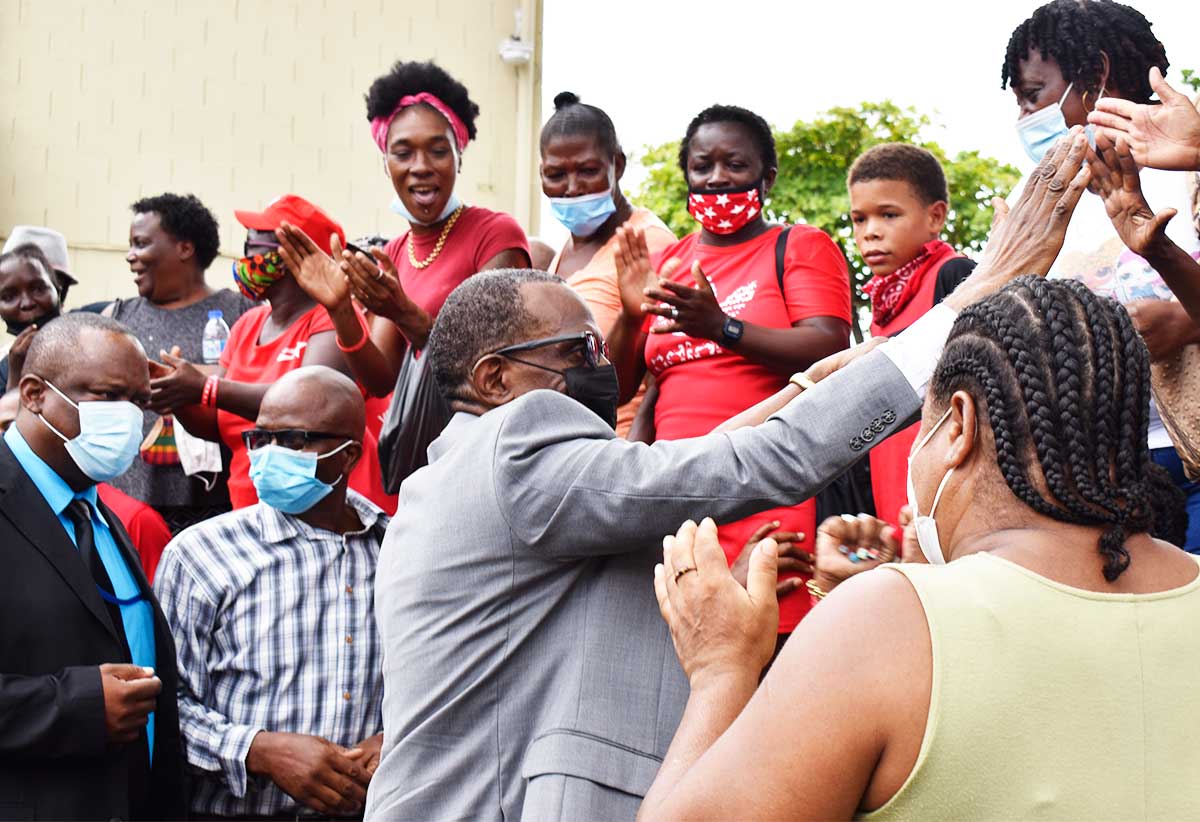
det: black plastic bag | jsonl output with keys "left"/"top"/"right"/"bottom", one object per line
{"left": 377, "top": 348, "right": 452, "bottom": 494}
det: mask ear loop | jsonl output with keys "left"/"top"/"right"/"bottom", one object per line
{"left": 315, "top": 439, "right": 356, "bottom": 488}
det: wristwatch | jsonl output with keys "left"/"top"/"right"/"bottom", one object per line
{"left": 720, "top": 316, "right": 744, "bottom": 346}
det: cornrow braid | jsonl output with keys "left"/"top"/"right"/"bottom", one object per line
{"left": 1001, "top": 0, "right": 1169, "bottom": 104}
{"left": 931, "top": 277, "right": 1168, "bottom": 581}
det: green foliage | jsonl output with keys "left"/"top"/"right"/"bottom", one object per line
{"left": 631, "top": 101, "right": 1021, "bottom": 327}
{"left": 1181, "top": 68, "right": 1200, "bottom": 93}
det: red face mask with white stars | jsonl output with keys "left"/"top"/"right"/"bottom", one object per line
{"left": 686, "top": 183, "right": 763, "bottom": 235}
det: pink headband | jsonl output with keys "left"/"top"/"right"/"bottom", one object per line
{"left": 370, "top": 92, "right": 470, "bottom": 154}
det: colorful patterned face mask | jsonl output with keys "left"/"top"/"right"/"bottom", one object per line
{"left": 686, "top": 183, "right": 763, "bottom": 235}
{"left": 232, "top": 250, "right": 287, "bottom": 300}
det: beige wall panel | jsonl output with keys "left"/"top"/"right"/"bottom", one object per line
{"left": 1, "top": 0, "right": 543, "bottom": 338}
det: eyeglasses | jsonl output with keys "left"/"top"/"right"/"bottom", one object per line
{"left": 241, "top": 428, "right": 347, "bottom": 451}
{"left": 243, "top": 240, "right": 281, "bottom": 257}
{"left": 493, "top": 331, "right": 610, "bottom": 369}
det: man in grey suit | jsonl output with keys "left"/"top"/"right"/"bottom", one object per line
{"left": 363, "top": 130, "right": 1090, "bottom": 821}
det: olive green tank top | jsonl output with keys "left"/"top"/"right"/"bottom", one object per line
{"left": 863, "top": 552, "right": 1200, "bottom": 821}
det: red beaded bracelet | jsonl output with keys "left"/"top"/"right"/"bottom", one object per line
{"left": 336, "top": 308, "right": 372, "bottom": 354}
{"left": 201, "top": 375, "right": 220, "bottom": 409}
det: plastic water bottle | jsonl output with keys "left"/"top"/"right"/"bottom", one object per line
{"left": 202, "top": 310, "right": 229, "bottom": 364}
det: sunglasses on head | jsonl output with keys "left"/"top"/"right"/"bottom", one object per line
{"left": 493, "top": 331, "right": 609, "bottom": 369}
{"left": 241, "top": 428, "right": 347, "bottom": 452}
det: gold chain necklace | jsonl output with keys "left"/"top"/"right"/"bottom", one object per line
{"left": 407, "top": 205, "right": 465, "bottom": 270}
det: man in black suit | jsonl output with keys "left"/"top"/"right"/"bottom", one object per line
{"left": 0, "top": 313, "right": 184, "bottom": 820}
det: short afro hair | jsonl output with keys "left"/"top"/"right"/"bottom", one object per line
{"left": 429, "top": 269, "right": 565, "bottom": 402}
{"left": 678, "top": 104, "right": 777, "bottom": 176}
{"left": 540, "top": 91, "right": 622, "bottom": 157}
{"left": 130, "top": 193, "right": 221, "bottom": 270}
{"left": 365, "top": 59, "right": 480, "bottom": 143}
{"left": 848, "top": 143, "right": 949, "bottom": 206}
{"left": 1001, "top": 0, "right": 1168, "bottom": 104}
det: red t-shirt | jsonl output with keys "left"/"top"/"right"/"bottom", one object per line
{"left": 383, "top": 205, "right": 530, "bottom": 323}
{"left": 97, "top": 483, "right": 172, "bottom": 584}
{"left": 867, "top": 248, "right": 968, "bottom": 530}
{"left": 645, "top": 225, "right": 852, "bottom": 631}
{"left": 217, "top": 304, "right": 397, "bottom": 514}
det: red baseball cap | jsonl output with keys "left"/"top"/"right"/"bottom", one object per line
{"left": 234, "top": 194, "right": 345, "bottom": 256}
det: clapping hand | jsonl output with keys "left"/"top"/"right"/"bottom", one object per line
{"left": 148, "top": 347, "right": 205, "bottom": 414}
{"left": 731, "top": 520, "right": 810, "bottom": 598}
{"left": 1088, "top": 132, "right": 1178, "bottom": 258}
{"left": 654, "top": 518, "right": 780, "bottom": 684}
{"left": 614, "top": 226, "right": 680, "bottom": 321}
{"left": 5, "top": 325, "right": 39, "bottom": 390}
{"left": 341, "top": 246, "right": 414, "bottom": 323}
{"left": 1088, "top": 67, "right": 1200, "bottom": 172}
{"left": 275, "top": 223, "right": 351, "bottom": 310}
{"left": 643, "top": 261, "right": 727, "bottom": 340}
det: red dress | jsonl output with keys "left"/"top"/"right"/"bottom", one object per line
{"left": 217, "top": 304, "right": 397, "bottom": 513}
{"left": 645, "top": 226, "right": 852, "bottom": 631}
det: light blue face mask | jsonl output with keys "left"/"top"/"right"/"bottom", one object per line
{"left": 549, "top": 183, "right": 618, "bottom": 238}
{"left": 248, "top": 441, "right": 352, "bottom": 515}
{"left": 1015, "top": 82, "right": 1101, "bottom": 163}
{"left": 37, "top": 379, "right": 144, "bottom": 483}
{"left": 390, "top": 192, "right": 462, "bottom": 226}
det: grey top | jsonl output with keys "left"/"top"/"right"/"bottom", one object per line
{"left": 365, "top": 347, "right": 921, "bottom": 822}
{"left": 108, "top": 290, "right": 254, "bottom": 510}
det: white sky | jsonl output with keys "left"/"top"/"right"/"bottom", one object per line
{"left": 536, "top": 0, "right": 1197, "bottom": 246}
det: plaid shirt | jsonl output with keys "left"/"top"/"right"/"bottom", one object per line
{"left": 153, "top": 492, "right": 387, "bottom": 817}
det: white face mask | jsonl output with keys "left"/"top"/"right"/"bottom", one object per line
{"left": 905, "top": 407, "right": 956, "bottom": 565}
{"left": 37, "top": 379, "right": 144, "bottom": 483}
{"left": 172, "top": 415, "right": 222, "bottom": 491}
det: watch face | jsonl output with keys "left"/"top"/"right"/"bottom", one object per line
{"left": 722, "top": 317, "right": 744, "bottom": 342}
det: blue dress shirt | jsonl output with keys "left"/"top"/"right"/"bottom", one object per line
{"left": 4, "top": 425, "right": 156, "bottom": 757}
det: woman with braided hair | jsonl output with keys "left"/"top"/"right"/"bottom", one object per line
{"left": 1000, "top": 0, "right": 1200, "bottom": 549}
{"left": 637, "top": 276, "right": 1199, "bottom": 820}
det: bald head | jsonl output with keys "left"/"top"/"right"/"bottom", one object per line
{"left": 257, "top": 366, "right": 365, "bottom": 440}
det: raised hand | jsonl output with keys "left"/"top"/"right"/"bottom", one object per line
{"left": 1088, "top": 67, "right": 1200, "bottom": 172}
{"left": 246, "top": 731, "right": 369, "bottom": 815}
{"left": 950, "top": 127, "right": 1092, "bottom": 311}
{"left": 654, "top": 518, "right": 780, "bottom": 683}
{"left": 1127, "top": 298, "right": 1200, "bottom": 361}
{"left": 811, "top": 513, "right": 900, "bottom": 594}
{"left": 614, "top": 226, "right": 659, "bottom": 320}
{"left": 148, "top": 349, "right": 206, "bottom": 414}
{"left": 731, "top": 520, "right": 810, "bottom": 597}
{"left": 99, "top": 663, "right": 160, "bottom": 744}
{"left": 1089, "top": 133, "right": 1178, "bottom": 257}
{"left": 342, "top": 247, "right": 413, "bottom": 323}
{"left": 5, "top": 325, "right": 39, "bottom": 390}
{"left": 643, "top": 261, "right": 726, "bottom": 340}
{"left": 275, "top": 222, "right": 351, "bottom": 310}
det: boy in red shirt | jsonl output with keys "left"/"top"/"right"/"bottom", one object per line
{"left": 848, "top": 144, "right": 975, "bottom": 528}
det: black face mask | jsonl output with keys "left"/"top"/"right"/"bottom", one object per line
{"left": 563, "top": 363, "right": 620, "bottom": 430}
{"left": 4, "top": 307, "right": 60, "bottom": 337}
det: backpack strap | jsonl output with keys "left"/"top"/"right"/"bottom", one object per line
{"left": 774, "top": 225, "right": 793, "bottom": 294}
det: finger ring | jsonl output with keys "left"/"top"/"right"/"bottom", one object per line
{"left": 374, "top": 270, "right": 385, "bottom": 282}
{"left": 673, "top": 566, "right": 696, "bottom": 582}
{"left": 669, "top": 306, "right": 680, "bottom": 320}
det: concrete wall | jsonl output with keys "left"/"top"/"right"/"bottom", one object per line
{"left": 0, "top": 0, "right": 543, "bottom": 323}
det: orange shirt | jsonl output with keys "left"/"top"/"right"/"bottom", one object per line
{"left": 556, "top": 208, "right": 676, "bottom": 437}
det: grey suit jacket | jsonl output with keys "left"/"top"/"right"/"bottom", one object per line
{"left": 364, "top": 349, "right": 919, "bottom": 821}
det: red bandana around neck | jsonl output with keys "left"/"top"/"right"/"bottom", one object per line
{"left": 862, "top": 239, "right": 957, "bottom": 327}
{"left": 687, "top": 185, "right": 762, "bottom": 234}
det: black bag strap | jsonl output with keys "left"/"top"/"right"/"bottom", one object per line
{"left": 774, "top": 225, "right": 792, "bottom": 294}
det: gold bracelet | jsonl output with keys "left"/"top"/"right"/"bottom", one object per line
{"left": 789, "top": 372, "right": 816, "bottom": 392}
{"left": 805, "top": 579, "right": 828, "bottom": 600}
